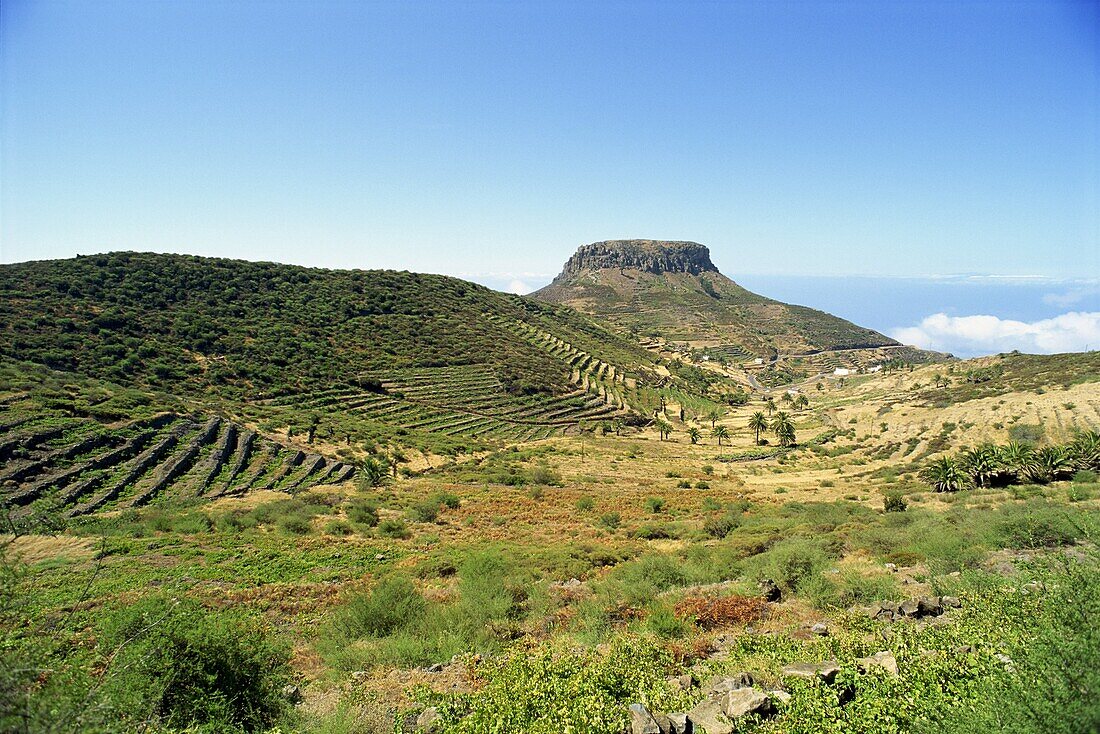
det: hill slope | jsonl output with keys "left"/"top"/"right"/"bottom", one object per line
{"left": 0, "top": 252, "right": 681, "bottom": 457}
{"left": 533, "top": 240, "right": 900, "bottom": 356}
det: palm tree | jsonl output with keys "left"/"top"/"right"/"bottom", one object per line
{"left": 996, "top": 441, "right": 1034, "bottom": 484}
{"left": 770, "top": 411, "right": 795, "bottom": 447}
{"left": 781, "top": 392, "right": 794, "bottom": 407}
{"left": 705, "top": 409, "right": 722, "bottom": 429}
{"left": 920, "top": 456, "right": 968, "bottom": 492}
{"left": 794, "top": 394, "right": 809, "bottom": 411}
{"left": 1070, "top": 429, "right": 1100, "bottom": 471}
{"left": 655, "top": 419, "right": 673, "bottom": 441}
{"left": 764, "top": 397, "right": 776, "bottom": 415}
{"left": 711, "top": 425, "right": 730, "bottom": 446}
{"left": 687, "top": 426, "right": 701, "bottom": 444}
{"left": 1023, "top": 446, "right": 1073, "bottom": 484}
{"left": 748, "top": 412, "right": 768, "bottom": 445}
{"left": 960, "top": 445, "right": 999, "bottom": 488}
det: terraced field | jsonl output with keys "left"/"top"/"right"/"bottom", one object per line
{"left": 264, "top": 362, "right": 632, "bottom": 442}
{"left": 0, "top": 403, "right": 355, "bottom": 524}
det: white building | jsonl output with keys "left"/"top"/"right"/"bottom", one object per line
{"left": 833, "top": 368, "right": 851, "bottom": 376}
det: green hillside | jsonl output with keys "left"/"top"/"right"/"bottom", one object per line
{"left": 1, "top": 252, "right": 683, "bottom": 457}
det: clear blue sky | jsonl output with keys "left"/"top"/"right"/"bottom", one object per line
{"left": 2, "top": 0, "right": 1097, "bottom": 282}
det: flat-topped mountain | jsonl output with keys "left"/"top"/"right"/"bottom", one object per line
{"left": 559, "top": 240, "right": 719, "bottom": 276}
{"left": 534, "top": 239, "right": 900, "bottom": 356}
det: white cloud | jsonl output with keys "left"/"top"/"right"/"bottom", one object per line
{"left": 890, "top": 312, "right": 1100, "bottom": 357}
{"left": 506, "top": 279, "right": 532, "bottom": 295}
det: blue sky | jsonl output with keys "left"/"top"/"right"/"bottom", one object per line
{"left": 2, "top": 1, "right": 1098, "bottom": 354}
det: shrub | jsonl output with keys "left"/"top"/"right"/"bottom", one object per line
{"left": 530, "top": 465, "right": 562, "bottom": 486}
{"left": 324, "top": 519, "right": 353, "bottom": 536}
{"left": 701, "top": 465, "right": 714, "bottom": 475}
{"left": 703, "top": 513, "right": 739, "bottom": 539}
{"left": 884, "top": 492, "right": 908, "bottom": 513}
{"left": 695, "top": 481, "right": 710, "bottom": 489}
{"left": 409, "top": 499, "right": 440, "bottom": 523}
{"left": 598, "top": 512, "right": 621, "bottom": 531}
{"left": 676, "top": 480, "right": 693, "bottom": 489}
{"left": 746, "top": 537, "right": 831, "bottom": 596}
{"left": 332, "top": 576, "right": 425, "bottom": 639}
{"left": 102, "top": 598, "right": 292, "bottom": 732}
{"left": 435, "top": 492, "right": 461, "bottom": 509}
{"left": 347, "top": 500, "right": 379, "bottom": 527}
{"left": 576, "top": 496, "right": 595, "bottom": 512}
{"left": 645, "top": 497, "right": 665, "bottom": 514}
{"left": 378, "top": 519, "right": 411, "bottom": 539}
{"left": 997, "top": 505, "right": 1083, "bottom": 549}
{"left": 645, "top": 604, "right": 689, "bottom": 639}
{"left": 279, "top": 513, "right": 313, "bottom": 534}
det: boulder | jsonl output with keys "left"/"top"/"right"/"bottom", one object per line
{"left": 415, "top": 706, "right": 441, "bottom": 733}
{"left": 810, "top": 622, "right": 829, "bottom": 636}
{"left": 705, "top": 672, "right": 755, "bottom": 693}
{"left": 917, "top": 596, "right": 943, "bottom": 617}
{"left": 782, "top": 661, "right": 840, "bottom": 685}
{"left": 941, "top": 595, "right": 961, "bottom": 608}
{"left": 722, "top": 688, "right": 774, "bottom": 719}
{"left": 628, "top": 703, "right": 662, "bottom": 734}
{"left": 857, "top": 651, "right": 899, "bottom": 677}
{"left": 687, "top": 698, "right": 733, "bottom": 734}
{"left": 898, "top": 599, "right": 921, "bottom": 617}
{"left": 759, "top": 579, "right": 782, "bottom": 602}
{"left": 770, "top": 690, "right": 792, "bottom": 706}
{"left": 282, "top": 684, "right": 302, "bottom": 704}
{"left": 667, "top": 673, "right": 696, "bottom": 692}
{"left": 666, "top": 712, "right": 692, "bottom": 734}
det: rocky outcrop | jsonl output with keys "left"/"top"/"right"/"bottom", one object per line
{"left": 554, "top": 240, "right": 719, "bottom": 278}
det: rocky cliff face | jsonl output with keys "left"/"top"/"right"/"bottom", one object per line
{"left": 556, "top": 240, "right": 719, "bottom": 278}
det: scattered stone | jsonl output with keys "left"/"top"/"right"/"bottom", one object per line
{"left": 759, "top": 578, "right": 782, "bottom": 602}
{"left": 899, "top": 599, "right": 921, "bottom": 617}
{"left": 917, "top": 596, "right": 943, "bottom": 617}
{"left": 994, "top": 653, "right": 1016, "bottom": 673}
{"left": 782, "top": 661, "right": 840, "bottom": 685}
{"left": 941, "top": 596, "right": 962, "bottom": 608}
{"left": 628, "top": 703, "right": 661, "bottom": 734}
{"left": 952, "top": 644, "right": 974, "bottom": 655}
{"left": 722, "top": 687, "right": 774, "bottom": 719}
{"left": 667, "top": 673, "right": 696, "bottom": 692}
{"left": 666, "top": 712, "right": 692, "bottom": 734}
{"left": 770, "top": 690, "right": 792, "bottom": 705}
{"left": 415, "top": 706, "right": 441, "bottom": 732}
{"left": 1021, "top": 581, "right": 1041, "bottom": 595}
{"left": 425, "top": 663, "right": 444, "bottom": 673}
{"left": 282, "top": 684, "right": 302, "bottom": 704}
{"left": 687, "top": 698, "right": 733, "bottom": 734}
{"left": 884, "top": 563, "right": 897, "bottom": 571}
{"left": 706, "top": 672, "right": 755, "bottom": 693}
{"left": 351, "top": 670, "right": 369, "bottom": 682}
{"left": 857, "top": 651, "right": 899, "bottom": 677}
{"left": 375, "top": 554, "right": 386, "bottom": 561}
{"left": 810, "top": 622, "right": 829, "bottom": 636}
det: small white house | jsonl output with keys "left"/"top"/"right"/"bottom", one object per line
{"left": 833, "top": 368, "right": 851, "bottom": 376}
{"left": 868, "top": 365, "right": 882, "bottom": 373}
{"left": 754, "top": 358, "right": 764, "bottom": 365}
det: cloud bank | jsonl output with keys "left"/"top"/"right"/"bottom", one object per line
{"left": 891, "top": 312, "right": 1100, "bottom": 358}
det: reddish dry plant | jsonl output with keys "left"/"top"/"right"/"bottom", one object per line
{"left": 674, "top": 594, "right": 767, "bottom": 629}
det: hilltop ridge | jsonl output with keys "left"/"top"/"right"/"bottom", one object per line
{"left": 556, "top": 240, "right": 719, "bottom": 276}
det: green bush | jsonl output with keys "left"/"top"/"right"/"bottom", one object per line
{"left": 98, "top": 597, "right": 292, "bottom": 733}
{"left": 409, "top": 499, "right": 441, "bottom": 523}
{"left": 884, "top": 492, "right": 908, "bottom": 513}
{"left": 598, "top": 512, "right": 621, "bottom": 531}
{"left": 347, "top": 499, "right": 379, "bottom": 527}
{"left": 378, "top": 518, "right": 411, "bottom": 539}
{"left": 645, "top": 497, "right": 665, "bottom": 513}
{"left": 576, "top": 496, "right": 595, "bottom": 512}
{"left": 332, "top": 576, "right": 425, "bottom": 639}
